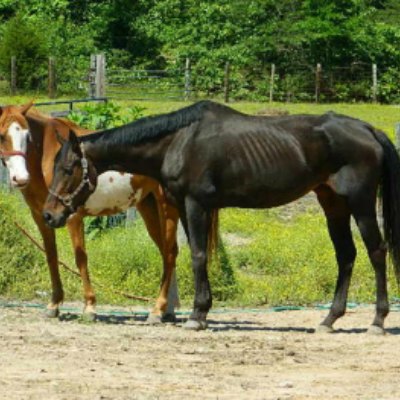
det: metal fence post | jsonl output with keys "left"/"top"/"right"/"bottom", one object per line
{"left": 10, "top": 56, "right": 16, "bottom": 96}
{"left": 269, "top": 63, "right": 275, "bottom": 103}
{"left": 224, "top": 62, "right": 230, "bottom": 103}
{"left": 184, "top": 58, "right": 191, "bottom": 101}
{"left": 88, "top": 54, "right": 96, "bottom": 98}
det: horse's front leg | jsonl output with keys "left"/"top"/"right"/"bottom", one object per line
{"left": 66, "top": 214, "right": 96, "bottom": 321}
{"left": 183, "top": 196, "right": 212, "bottom": 331}
{"left": 30, "top": 211, "right": 63, "bottom": 318}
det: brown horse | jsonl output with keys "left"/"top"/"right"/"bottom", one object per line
{"left": 0, "top": 103, "right": 180, "bottom": 322}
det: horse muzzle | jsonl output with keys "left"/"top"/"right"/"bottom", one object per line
{"left": 42, "top": 210, "right": 68, "bottom": 228}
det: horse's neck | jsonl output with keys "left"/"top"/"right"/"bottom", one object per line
{"left": 26, "top": 114, "right": 46, "bottom": 160}
{"left": 83, "top": 136, "right": 171, "bottom": 181}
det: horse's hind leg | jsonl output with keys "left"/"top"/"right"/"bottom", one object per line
{"left": 315, "top": 187, "right": 356, "bottom": 332}
{"left": 136, "top": 193, "right": 180, "bottom": 324}
{"left": 351, "top": 205, "right": 388, "bottom": 334}
{"left": 67, "top": 214, "right": 96, "bottom": 321}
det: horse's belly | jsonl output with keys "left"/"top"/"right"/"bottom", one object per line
{"left": 83, "top": 171, "right": 142, "bottom": 215}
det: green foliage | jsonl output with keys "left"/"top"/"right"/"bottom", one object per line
{"left": 0, "top": 13, "right": 49, "bottom": 91}
{"left": 68, "top": 101, "right": 146, "bottom": 130}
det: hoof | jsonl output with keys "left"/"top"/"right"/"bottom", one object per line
{"left": 146, "top": 314, "right": 163, "bottom": 325}
{"left": 315, "top": 324, "right": 334, "bottom": 334}
{"left": 81, "top": 311, "right": 96, "bottom": 323}
{"left": 161, "top": 313, "right": 177, "bottom": 323}
{"left": 183, "top": 319, "right": 208, "bottom": 331}
{"left": 44, "top": 307, "right": 60, "bottom": 319}
{"left": 367, "top": 325, "right": 385, "bottom": 336}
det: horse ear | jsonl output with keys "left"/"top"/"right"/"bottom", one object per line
{"left": 55, "top": 129, "right": 66, "bottom": 146}
{"left": 20, "top": 100, "right": 34, "bottom": 115}
{"left": 68, "top": 129, "right": 81, "bottom": 152}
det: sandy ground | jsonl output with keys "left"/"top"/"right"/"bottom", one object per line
{"left": 0, "top": 304, "right": 399, "bottom": 400}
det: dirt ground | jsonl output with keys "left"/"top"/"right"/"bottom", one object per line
{"left": 0, "top": 304, "right": 399, "bottom": 400}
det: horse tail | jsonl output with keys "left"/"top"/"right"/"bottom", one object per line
{"left": 207, "top": 209, "right": 219, "bottom": 264}
{"left": 372, "top": 128, "right": 400, "bottom": 285}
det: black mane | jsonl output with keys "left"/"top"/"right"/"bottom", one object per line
{"left": 81, "top": 100, "right": 220, "bottom": 146}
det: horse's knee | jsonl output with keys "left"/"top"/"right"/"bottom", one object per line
{"left": 369, "top": 243, "right": 387, "bottom": 265}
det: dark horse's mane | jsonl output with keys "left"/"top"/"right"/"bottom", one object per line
{"left": 81, "top": 100, "right": 225, "bottom": 146}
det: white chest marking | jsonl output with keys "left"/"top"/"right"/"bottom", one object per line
{"left": 84, "top": 171, "right": 143, "bottom": 215}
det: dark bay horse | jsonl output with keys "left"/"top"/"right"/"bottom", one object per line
{"left": 43, "top": 100, "right": 400, "bottom": 333}
{"left": 0, "top": 103, "right": 179, "bottom": 322}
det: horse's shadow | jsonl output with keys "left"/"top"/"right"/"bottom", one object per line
{"left": 57, "top": 312, "right": 400, "bottom": 335}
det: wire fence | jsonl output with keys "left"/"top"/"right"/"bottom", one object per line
{"left": 0, "top": 55, "right": 394, "bottom": 103}
{"left": 107, "top": 68, "right": 188, "bottom": 101}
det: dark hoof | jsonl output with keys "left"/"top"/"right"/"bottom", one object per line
{"left": 146, "top": 314, "right": 163, "bottom": 325}
{"left": 183, "top": 319, "right": 208, "bottom": 331}
{"left": 315, "top": 324, "right": 334, "bottom": 334}
{"left": 367, "top": 325, "right": 385, "bottom": 336}
{"left": 161, "top": 313, "right": 177, "bottom": 323}
{"left": 81, "top": 311, "right": 96, "bottom": 323}
{"left": 44, "top": 307, "right": 60, "bottom": 319}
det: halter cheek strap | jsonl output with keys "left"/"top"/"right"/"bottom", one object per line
{"left": 48, "top": 152, "right": 95, "bottom": 211}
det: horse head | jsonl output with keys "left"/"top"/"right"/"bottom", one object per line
{"left": 0, "top": 101, "right": 33, "bottom": 188}
{"left": 43, "top": 129, "right": 97, "bottom": 228}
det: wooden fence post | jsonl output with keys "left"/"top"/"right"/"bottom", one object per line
{"left": 372, "top": 63, "right": 378, "bottom": 103}
{"left": 269, "top": 63, "right": 275, "bottom": 103}
{"left": 10, "top": 56, "right": 16, "bottom": 96}
{"left": 315, "top": 63, "right": 322, "bottom": 103}
{"left": 395, "top": 123, "right": 400, "bottom": 151}
{"left": 95, "top": 54, "right": 106, "bottom": 98}
{"left": 224, "top": 62, "right": 230, "bottom": 103}
{"left": 184, "top": 58, "right": 191, "bottom": 101}
{"left": 48, "top": 57, "right": 56, "bottom": 98}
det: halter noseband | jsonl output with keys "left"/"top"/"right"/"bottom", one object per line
{"left": 0, "top": 150, "right": 26, "bottom": 167}
{"left": 48, "top": 150, "right": 94, "bottom": 210}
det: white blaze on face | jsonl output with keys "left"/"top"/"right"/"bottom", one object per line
{"left": 84, "top": 171, "right": 143, "bottom": 215}
{"left": 4, "top": 122, "right": 30, "bottom": 187}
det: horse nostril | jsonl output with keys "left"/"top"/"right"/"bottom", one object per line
{"left": 43, "top": 211, "right": 53, "bottom": 224}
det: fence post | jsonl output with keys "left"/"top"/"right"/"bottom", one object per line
{"left": 269, "top": 63, "right": 275, "bottom": 103}
{"left": 10, "top": 56, "right": 16, "bottom": 96}
{"left": 88, "top": 54, "right": 96, "bottom": 97}
{"left": 48, "top": 57, "right": 56, "bottom": 98}
{"left": 184, "top": 58, "right": 191, "bottom": 101}
{"left": 95, "top": 54, "right": 106, "bottom": 98}
{"left": 372, "top": 63, "right": 378, "bottom": 103}
{"left": 315, "top": 63, "right": 322, "bottom": 103}
{"left": 224, "top": 62, "right": 230, "bottom": 103}
{"left": 395, "top": 123, "right": 400, "bottom": 151}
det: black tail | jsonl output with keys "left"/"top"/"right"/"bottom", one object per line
{"left": 372, "top": 129, "right": 400, "bottom": 285}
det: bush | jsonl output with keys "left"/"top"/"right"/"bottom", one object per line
{"left": 0, "top": 13, "right": 49, "bottom": 91}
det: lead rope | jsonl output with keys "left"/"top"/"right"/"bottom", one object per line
{"left": 13, "top": 220, "right": 152, "bottom": 302}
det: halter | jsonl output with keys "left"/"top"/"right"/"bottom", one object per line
{"left": 0, "top": 150, "right": 26, "bottom": 167}
{"left": 48, "top": 149, "right": 94, "bottom": 210}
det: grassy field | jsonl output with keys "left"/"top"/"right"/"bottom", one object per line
{"left": 0, "top": 96, "right": 399, "bottom": 309}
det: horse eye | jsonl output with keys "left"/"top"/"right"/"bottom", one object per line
{"left": 64, "top": 167, "right": 73, "bottom": 176}
{"left": 0, "top": 135, "right": 5, "bottom": 143}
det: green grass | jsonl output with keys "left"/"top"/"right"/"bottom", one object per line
{"left": 0, "top": 96, "right": 399, "bottom": 308}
